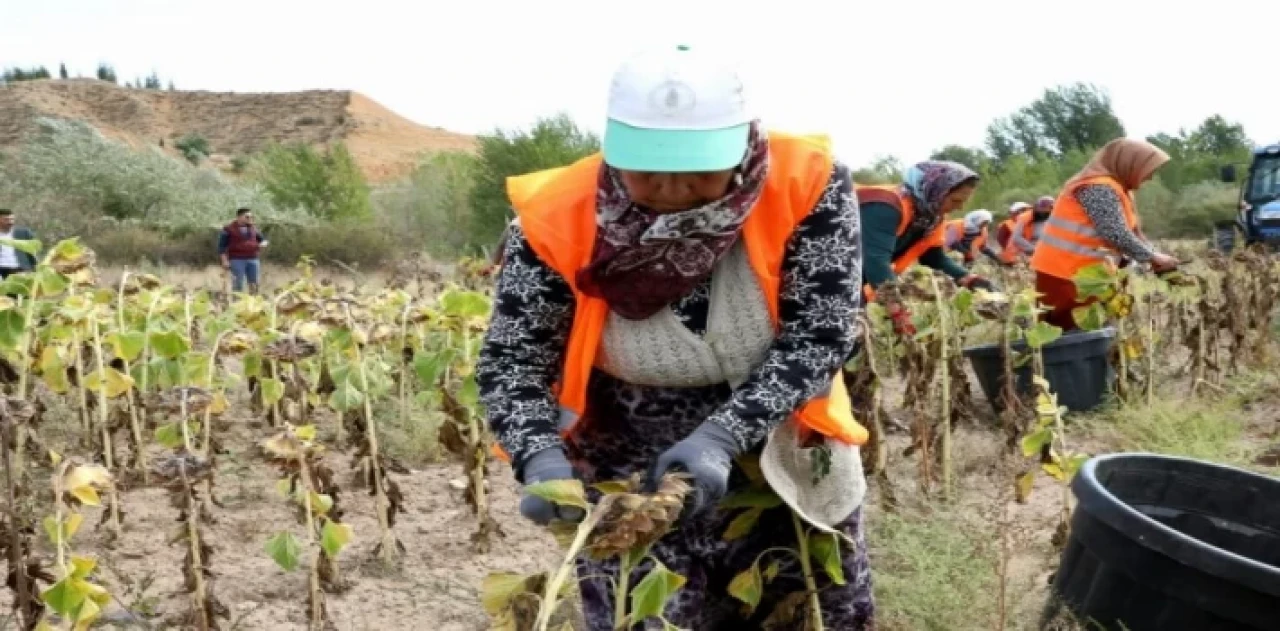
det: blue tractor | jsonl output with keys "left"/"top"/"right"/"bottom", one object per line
{"left": 1216, "top": 143, "right": 1280, "bottom": 251}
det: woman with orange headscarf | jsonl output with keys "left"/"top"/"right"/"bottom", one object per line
{"left": 1030, "top": 138, "right": 1180, "bottom": 330}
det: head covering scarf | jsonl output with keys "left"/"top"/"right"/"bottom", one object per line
{"left": 901, "top": 161, "right": 980, "bottom": 233}
{"left": 963, "top": 209, "right": 992, "bottom": 234}
{"left": 1071, "top": 138, "right": 1171, "bottom": 191}
{"left": 1009, "top": 202, "right": 1031, "bottom": 216}
{"left": 575, "top": 121, "right": 770, "bottom": 321}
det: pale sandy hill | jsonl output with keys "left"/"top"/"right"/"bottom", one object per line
{"left": 0, "top": 78, "right": 475, "bottom": 182}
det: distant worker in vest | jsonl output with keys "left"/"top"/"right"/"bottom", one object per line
{"left": 218, "top": 207, "right": 269, "bottom": 294}
{"left": 0, "top": 209, "right": 37, "bottom": 279}
{"left": 944, "top": 209, "right": 1002, "bottom": 267}
{"left": 1001, "top": 195, "right": 1053, "bottom": 263}
{"left": 995, "top": 201, "right": 1031, "bottom": 252}
{"left": 1031, "top": 138, "right": 1179, "bottom": 330}
{"left": 477, "top": 44, "right": 874, "bottom": 629}
{"left": 858, "top": 161, "right": 998, "bottom": 311}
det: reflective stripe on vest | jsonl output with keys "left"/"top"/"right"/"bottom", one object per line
{"left": 1030, "top": 175, "right": 1138, "bottom": 279}
{"left": 499, "top": 131, "right": 868, "bottom": 463}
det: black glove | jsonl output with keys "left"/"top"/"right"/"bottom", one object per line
{"left": 518, "top": 449, "right": 586, "bottom": 525}
{"left": 645, "top": 422, "right": 741, "bottom": 517}
{"left": 959, "top": 275, "right": 998, "bottom": 292}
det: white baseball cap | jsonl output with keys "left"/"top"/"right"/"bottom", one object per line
{"left": 603, "top": 44, "right": 752, "bottom": 173}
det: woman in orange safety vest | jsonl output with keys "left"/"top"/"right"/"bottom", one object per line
{"left": 995, "top": 202, "right": 1030, "bottom": 252}
{"left": 1001, "top": 196, "right": 1054, "bottom": 263}
{"left": 477, "top": 45, "right": 874, "bottom": 629}
{"left": 944, "top": 209, "right": 1002, "bottom": 266}
{"left": 1030, "top": 138, "right": 1180, "bottom": 330}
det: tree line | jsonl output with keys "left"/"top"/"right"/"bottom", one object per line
{"left": 1, "top": 62, "right": 176, "bottom": 90}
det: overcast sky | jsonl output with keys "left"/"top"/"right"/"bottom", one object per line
{"left": 3, "top": 0, "right": 1277, "bottom": 168}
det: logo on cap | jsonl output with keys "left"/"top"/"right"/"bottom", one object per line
{"left": 649, "top": 81, "right": 696, "bottom": 117}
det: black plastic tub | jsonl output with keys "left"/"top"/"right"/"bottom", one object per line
{"left": 963, "top": 327, "right": 1115, "bottom": 416}
{"left": 1042, "top": 453, "right": 1280, "bottom": 631}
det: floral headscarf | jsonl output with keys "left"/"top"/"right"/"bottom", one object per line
{"left": 901, "top": 160, "right": 979, "bottom": 232}
{"left": 575, "top": 122, "right": 770, "bottom": 321}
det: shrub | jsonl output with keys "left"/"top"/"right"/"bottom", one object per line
{"left": 2, "top": 118, "right": 307, "bottom": 229}
{"left": 372, "top": 151, "right": 478, "bottom": 257}
{"left": 469, "top": 113, "right": 599, "bottom": 251}
{"left": 175, "top": 134, "right": 211, "bottom": 165}
{"left": 247, "top": 142, "right": 371, "bottom": 221}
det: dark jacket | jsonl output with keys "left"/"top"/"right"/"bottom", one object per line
{"left": 218, "top": 223, "right": 264, "bottom": 260}
{"left": 0, "top": 227, "right": 38, "bottom": 271}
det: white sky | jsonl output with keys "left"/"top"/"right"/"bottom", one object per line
{"left": 3, "top": 0, "right": 1277, "bottom": 167}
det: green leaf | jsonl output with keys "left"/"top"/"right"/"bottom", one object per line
{"left": 722, "top": 507, "right": 763, "bottom": 541}
{"left": 591, "top": 480, "right": 632, "bottom": 495}
{"left": 40, "top": 577, "right": 86, "bottom": 617}
{"left": 439, "top": 289, "right": 491, "bottom": 319}
{"left": 727, "top": 563, "right": 763, "bottom": 612}
{"left": 149, "top": 330, "right": 190, "bottom": 360}
{"left": 265, "top": 531, "right": 302, "bottom": 572}
{"left": 629, "top": 561, "right": 687, "bottom": 622}
{"left": 1073, "top": 263, "right": 1116, "bottom": 299}
{"left": 951, "top": 287, "right": 974, "bottom": 313}
{"left": 260, "top": 377, "right": 285, "bottom": 406}
{"left": 523, "top": 479, "right": 588, "bottom": 510}
{"left": 0, "top": 309, "right": 26, "bottom": 349}
{"left": 1020, "top": 428, "right": 1053, "bottom": 458}
{"left": 34, "top": 267, "right": 68, "bottom": 297}
{"left": 106, "top": 331, "right": 146, "bottom": 363}
{"left": 1071, "top": 303, "right": 1109, "bottom": 331}
{"left": 83, "top": 367, "right": 135, "bottom": 399}
{"left": 1042, "top": 462, "right": 1067, "bottom": 482}
{"left": 720, "top": 488, "right": 783, "bottom": 510}
{"left": 0, "top": 273, "right": 32, "bottom": 297}
{"left": 0, "top": 237, "right": 42, "bottom": 256}
{"left": 1024, "top": 321, "right": 1062, "bottom": 350}
{"left": 809, "top": 532, "right": 846, "bottom": 585}
{"left": 183, "top": 352, "right": 211, "bottom": 385}
{"left": 154, "top": 423, "right": 186, "bottom": 449}
{"left": 327, "top": 381, "right": 363, "bottom": 412}
{"left": 1064, "top": 453, "right": 1090, "bottom": 478}
{"left": 320, "top": 520, "right": 354, "bottom": 558}
{"left": 412, "top": 350, "right": 451, "bottom": 388}
{"left": 243, "top": 352, "right": 263, "bottom": 378}
{"left": 458, "top": 374, "right": 480, "bottom": 409}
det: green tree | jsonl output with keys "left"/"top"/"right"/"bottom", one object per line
{"left": 929, "top": 145, "right": 988, "bottom": 171}
{"left": 96, "top": 63, "right": 117, "bottom": 83}
{"left": 469, "top": 113, "right": 600, "bottom": 248}
{"left": 985, "top": 83, "right": 1124, "bottom": 159}
{"left": 249, "top": 142, "right": 371, "bottom": 220}
{"left": 2, "top": 66, "right": 51, "bottom": 83}
{"left": 59, "top": 63, "right": 68, "bottom": 79}
{"left": 851, "top": 155, "right": 904, "bottom": 185}
{"left": 144, "top": 72, "right": 162, "bottom": 90}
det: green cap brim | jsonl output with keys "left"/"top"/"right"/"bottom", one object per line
{"left": 603, "top": 120, "right": 750, "bottom": 173}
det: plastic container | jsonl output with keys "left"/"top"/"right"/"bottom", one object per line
{"left": 962, "top": 327, "right": 1115, "bottom": 416}
{"left": 1042, "top": 453, "right": 1280, "bottom": 631}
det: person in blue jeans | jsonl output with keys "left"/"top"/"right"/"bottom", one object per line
{"left": 218, "top": 207, "right": 269, "bottom": 293}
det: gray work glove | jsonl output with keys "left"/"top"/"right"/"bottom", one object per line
{"left": 644, "top": 422, "right": 742, "bottom": 518}
{"left": 519, "top": 448, "right": 586, "bottom": 526}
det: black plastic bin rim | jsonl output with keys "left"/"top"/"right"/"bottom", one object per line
{"left": 1073, "top": 452, "right": 1280, "bottom": 598}
{"left": 962, "top": 326, "right": 1116, "bottom": 358}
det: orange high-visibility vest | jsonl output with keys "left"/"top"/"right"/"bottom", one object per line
{"left": 1001, "top": 212, "right": 1043, "bottom": 263}
{"left": 856, "top": 185, "right": 946, "bottom": 301}
{"left": 943, "top": 219, "right": 964, "bottom": 250}
{"left": 498, "top": 132, "right": 868, "bottom": 463}
{"left": 1030, "top": 176, "right": 1138, "bottom": 280}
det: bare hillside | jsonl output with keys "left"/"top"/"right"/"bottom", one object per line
{"left": 0, "top": 79, "right": 476, "bottom": 182}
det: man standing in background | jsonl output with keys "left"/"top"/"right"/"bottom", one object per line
{"left": 0, "top": 209, "right": 38, "bottom": 278}
{"left": 218, "top": 207, "right": 269, "bottom": 294}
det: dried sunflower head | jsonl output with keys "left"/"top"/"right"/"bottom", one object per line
{"left": 151, "top": 452, "right": 214, "bottom": 484}
{"left": 584, "top": 474, "right": 690, "bottom": 560}
{"left": 277, "top": 293, "right": 313, "bottom": 316}
{"left": 149, "top": 386, "right": 213, "bottom": 414}
{"left": 262, "top": 337, "right": 319, "bottom": 363}
{"left": 218, "top": 330, "right": 258, "bottom": 355}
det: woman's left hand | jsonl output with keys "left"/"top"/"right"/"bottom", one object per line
{"left": 645, "top": 422, "right": 742, "bottom": 518}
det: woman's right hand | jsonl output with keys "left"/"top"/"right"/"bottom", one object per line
{"left": 1150, "top": 252, "right": 1179, "bottom": 273}
{"left": 519, "top": 448, "right": 586, "bottom": 525}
